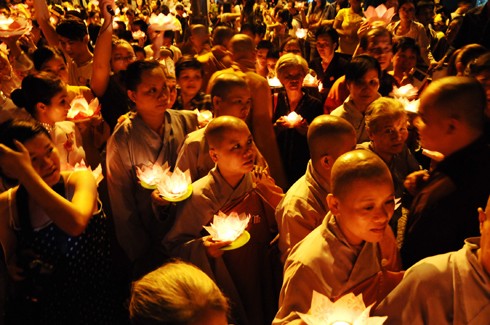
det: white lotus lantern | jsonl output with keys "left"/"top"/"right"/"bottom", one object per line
{"left": 303, "top": 73, "right": 320, "bottom": 87}
{"left": 296, "top": 28, "right": 307, "bottom": 39}
{"left": 397, "top": 97, "right": 419, "bottom": 114}
{"left": 68, "top": 96, "right": 100, "bottom": 121}
{"left": 0, "top": 14, "right": 32, "bottom": 37}
{"left": 268, "top": 76, "right": 283, "bottom": 88}
{"left": 193, "top": 109, "right": 213, "bottom": 127}
{"left": 284, "top": 111, "right": 303, "bottom": 127}
{"left": 298, "top": 291, "right": 387, "bottom": 325}
{"left": 136, "top": 162, "right": 166, "bottom": 189}
{"left": 318, "top": 81, "right": 324, "bottom": 93}
{"left": 70, "top": 160, "right": 104, "bottom": 185}
{"left": 149, "top": 13, "right": 177, "bottom": 31}
{"left": 156, "top": 167, "right": 192, "bottom": 201}
{"left": 203, "top": 211, "right": 251, "bottom": 242}
{"left": 132, "top": 30, "right": 146, "bottom": 40}
{"left": 364, "top": 4, "right": 395, "bottom": 27}
{"left": 392, "top": 84, "right": 418, "bottom": 100}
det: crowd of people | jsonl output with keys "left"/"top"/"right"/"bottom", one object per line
{"left": 0, "top": 0, "right": 489, "bottom": 323}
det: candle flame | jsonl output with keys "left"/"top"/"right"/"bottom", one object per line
{"left": 203, "top": 211, "right": 251, "bottom": 242}
{"left": 298, "top": 291, "right": 387, "bottom": 325}
{"left": 285, "top": 111, "right": 303, "bottom": 126}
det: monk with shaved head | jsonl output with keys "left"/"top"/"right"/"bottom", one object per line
{"left": 274, "top": 150, "right": 403, "bottom": 324}
{"left": 275, "top": 115, "right": 356, "bottom": 262}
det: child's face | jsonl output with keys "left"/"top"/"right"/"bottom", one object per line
{"left": 347, "top": 69, "right": 380, "bottom": 109}
{"left": 215, "top": 86, "right": 252, "bottom": 120}
{"left": 111, "top": 43, "right": 136, "bottom": 74}
{"left": 128, "top": 67, "right": 170, "bottom": 115}
{"left": 366, "top": 36, "right": 393, "bottom": 71}
{"left": 211, "top": 127, "right": 256, "bottom": 177}
{"left": 45, "top": 88, "right": 70, "bottom": 124}
{"left": 24, "top": 134, "right": 61, "bottom": 187}
{"left": 177, "top": 68, "right": 203, "bottom": 97}
{"left": 329, "top": 179, "right": 395, "bottom": 245}
{"left": 392, "top": 48, "right": 417, "bottom": 74}
{"left": 42, "top": 56, "right": 69, "bottom": 84}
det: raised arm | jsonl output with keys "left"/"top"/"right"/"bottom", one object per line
{"left": 90, "top": 0, "right": 115, "bottom": 97}
{"left": 34, "top": 0, "right": 60, "bottom": 47}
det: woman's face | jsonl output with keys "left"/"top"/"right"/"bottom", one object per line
{"left": 128, "top": 67, "right": 170, "bottom": 115}
{"left": 347, "top": 68, "right": 380, "bottom": 109}
{"left": 282, "top": 41, "right": 302, "bottom": 56}
{"left": 42, "top": 87, "right": 70, "bottom": 125}
{"left": 316, "top": 34, "right": 336, "bottom": 61}
{"left": 370, "top": 116, "right": 409, "bottom": 158}
{"left": 111, "top": 43, "right": 136, "bottom": 73}
{"left": 392, "top": 48, "right": 417, "bottom": 75}
{"left": 399, "top": 2, "right": 416, "bottom": 22}
{"left": 177, "top": 68, "right": 203, "bottom": 98}
{"left": 278, "top": 66, "right": 305, "bottom": 92}
{"left": 42, "top": 56, "right": 69, "bottom": 84}
{"left": 24, "top": 134, "right": 61, "bottom": 187}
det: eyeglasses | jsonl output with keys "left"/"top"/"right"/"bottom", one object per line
{"left": 114, "top": 55, "right": 136, "bottom": 62}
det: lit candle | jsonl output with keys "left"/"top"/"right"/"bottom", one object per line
{"left": 284, "top": 111, "right": 303, "bottom": 127}
{"left": 302, "top": 73, "right": 319, "bottom": 87}
{"left": 203, "top": 211, "right": 251, "bottom": 242}
{"left": 157, "top": 167, "right": 192, "bottom": 200}
{"left": 268, "top": 76, "right": 283, "bottom": 88}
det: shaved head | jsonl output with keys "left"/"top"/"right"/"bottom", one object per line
{"left": 205, "top": 116, "right": 249, "bottom": 148}
{"left": 229, "top": 34, "right": 255, "bottom": 60}
{"left": 331, "top": 150, "right": 393, "bottom": 199}
{"left": 308, "top": 115, "right": 356, "bottom": 161}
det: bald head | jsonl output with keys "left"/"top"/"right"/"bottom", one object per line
{"left": 308, "top": 115, "right": 356, "bottom": 161}
{"left": 205, "top": 116, "right": 249, "bottom": 148}
{"left": 229, "top": 34, "right": 255, "bottom": 60}
{"left": 331, "top": 150, "right": 392, "bottom": 199}
{"left": 420, "top": 76, "right": 486, "bottom": 130}
{"left": 210, "top": 72, "right": 248, "bottom": 99}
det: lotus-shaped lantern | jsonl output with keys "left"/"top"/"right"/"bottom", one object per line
{"left": 392, "top": 84, "right": 418, "bottom": 100}
{"left": 68, "top": 96, "right": 100, "bottom": 121}
{"left": 194, "top": 109, "right": 213, "bottom": 128}
{"left": 364, "top": 4, "right": 395, "bottom": 27}
{"left": 268, "top": 76, "right": 283, "bottom": 88}
{"left": 132, "top": 30, "right": 146, "bottom": 40}
{"left": 68, "top": 160, "right": 104, "bottom": 185}
{"left": 156, "top": 167, "right": 192, "bottom": 201}
{"left": 149, "top": 13, "right": 177, "bottom": 31}
{"left": 397, "top": 97, "right": 419, "bottom": 114}
{"left": 0, "top": 14, "right": 32, "bottom": 37}
{"left": 303, "top": 73, "right": 320, "bottom": 87}
{"left": 296, "top": 28, "right": 307, "bottom": 39}
{"left": 203, "top": 211, "right": 251, "bottom": 242}
{"left": 136, "top": 162, "right": 166, "bottom": 189}
{"left": 284, "top": 111, "right": 303, "bottom": 127}
{"left": 298, "top": 291, "right": 387, "bottom": 325}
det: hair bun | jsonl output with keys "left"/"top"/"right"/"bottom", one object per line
{"left": 10, "top": 88, "right": 26, "bottom": 108}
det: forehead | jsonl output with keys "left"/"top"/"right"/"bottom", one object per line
{"left": 219, "top": 127, "right": 251, "bottom": 142}
{"left": 138, "top": 68, "right": 166, "bottom": 86}
{"left": 396, "top": 48, "right": 417, "bottom": 56}
{"left": 223, "top": 86, "right": 251, "bottom": 98}
{"left": 24, "top": 134, "right": 52, "bottom": 152}
{"left": 317, "top": 34, "right": 333, "bottom": 42}
{"left": 337, "top": 177, "right": 393, "bottom": 200}
{"left": 59, "top": 35, "right": 83, "bottom": 43}
{"left": 368, "top": 36, "right": 392, "bottom": 48}
{"left": 113, "top": 43, "right": 134, "bottom": 53}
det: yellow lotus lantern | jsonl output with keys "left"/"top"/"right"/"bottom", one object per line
{"left": 298, "top": 291, "right": 387, "bottom": 325}
{"left": 204, "top": 211, "right": 251, "bottom": 249}
{"left": 284, "top": 111, "right": 304, "bottom": 127}
{"left": 68, "top": 96, "right": 100, "bottom": 121}
{"left": 132, "top": 30, "right": 146, "bottom": 40}
{"left": 156, "top": 167, "right": 192, "bottom": 202}
{"left": 0, "top": 14, "right": 32, "bottom": 37}
{"left": 295, "top": 28, "right": 307, "bottom": 39}
{"left": 136, "top": 162, "right": 166, "bottom": 189}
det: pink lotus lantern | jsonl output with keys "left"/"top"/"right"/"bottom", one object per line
{"left": 295, "top": 28, "right": 307, "bottom": 39}
{"left": 136, "top": 162, "right": 166, "bottom": 189}
{"left": 68, "top": 96, "right": 100, "bottom": 121}
{"left": 156, "top": 167, "right": 192, "bottom": 201}
{"left": 0, "top": 14, "right": 32, "bottom": 37}
{"left": 193, "top": 109, "right": 213, "bottom": 127}
{"left": 364, "top": 4, "right": 395, "bottom": 27}
{"left": 303, "top": 73, "right": 320, "bottom": 88}
{"left": 203, "top": 211, "right": 251, "bottom": 242}
{"left": 284, "top": 111, "right": 303, "bottom": 127}
{"left": 132, "top": 30, "right": 146, "bottom": 40}
{"left": 268, "top": 76, "right": 283, "bottom": 88}
{"left": 393, "top": 85, "right": 419, "bottom": 113}
{"left": 298, "top": 291, "right": 387, "bottom": 325}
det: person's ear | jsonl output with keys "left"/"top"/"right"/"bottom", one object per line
{"left": 321, "top": 155, "right": 333, "bottom": 170}
{"left": 446, "top": 117, "right": 460, "bottom": 135}
{"left": 127, "top": 90, "right": 136, "bottom": 103}
{"left": 479, "top": 207, "right": 487, "bottom": 233}
{"left": 326, "top": 193, "right": 340, "bottom": 214}
{"left": 35, "top": 102, "right": 47, "bottom": 114}
{"left": 212, "top": 96, "right": 222, "bottom": 111}
{"left": 209, "top": 148, "right": 219, "bottom": 162}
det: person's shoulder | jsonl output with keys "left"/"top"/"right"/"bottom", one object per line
{"left": 184, "top": 127, "right": 206, "bottom": 144}
{"left": 167, "top": 109, "right": 199, "bottom": 127}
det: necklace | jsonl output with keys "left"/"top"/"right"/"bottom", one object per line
{"left": 40, "top": 122, "right": 54, "bottom": 134}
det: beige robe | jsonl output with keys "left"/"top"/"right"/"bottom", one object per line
{"left": 275, "top": 160, "right": 330, "bottom": 262}
{"left": 274, "top": 212, "right": 402, "bottom": 324}
{"left": 374, "top": 238, "right": 490, "bottom": 325}
{"left": 163, "top": 168, "right": 284, "bottom": 325}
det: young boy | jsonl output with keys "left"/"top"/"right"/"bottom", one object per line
{"left": 172, "top": 56, "right": 212, "bottom": 111}
{"left": 175, "top": 72, "right": 267, "bottom": 182}
{"left": 275, "top": 115, "right": 356, "bottom": 262}
{"left": 164, "top": 116, "right": 284, "bottom": 325}
{"left": 401, "top": 76, "right": 490, "bottom": 268}
{"left": 273, "top": 150, "right": 402, "bottom": 324}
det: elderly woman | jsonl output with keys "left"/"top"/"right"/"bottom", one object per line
{"left": 273, "top": 53, "right": 323, "bottom": 188}
{"left": 357, "top": 97, "right": 421, "bottom": 234}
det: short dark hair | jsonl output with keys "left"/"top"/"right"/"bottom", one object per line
{"left": 0, "top": 119, "right": 50, "bottom": 151}
{"left": 393, "top": 37, "right": 421, "bottom": 58}
{"left": 315, "top": 26, "right": 339, "bottom": 44}
{"left": 32, "top": 46, "right": 66, "bottom": 71}
{"left": 345, "top": 55, "right": 381, "bottom": 83}
{"left": 175, "top": 55, "right": 204, "bottom": 78}
{"left": 56, "top": 16, "right": 88, "bottom": 41}
{"left": 124, "top": 60, "right": 163, "bottom": 91}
